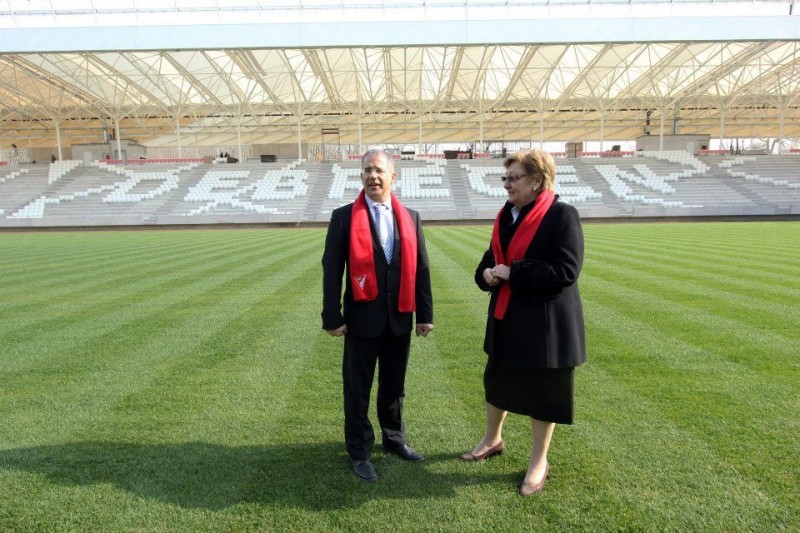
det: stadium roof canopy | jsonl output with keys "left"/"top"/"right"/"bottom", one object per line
{"left": 1, "top": 0, "right": 799, "bottom": 151}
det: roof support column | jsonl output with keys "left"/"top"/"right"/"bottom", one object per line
{"left": 418, "top": 117, "right": 423, "bottom": 156}
{"left": 176, "top": 118, "right": 182, "bottom": 159}
{"left": 719, "top": 108, "right": 726, "bottom": 151}
{"left": 777, "top": 106, "right": 785, "bottom": 154}
{"left": 115, "top": 121, "right": 123, "bottom": 163}
{"left": 659, "top": 109, "right": 666, "bottom": 152}
{"left": 175, "top": 117, "right": 183, "bottom": 159}
{"left": 358, "top": 117, "right": 363, "bottom": 155}
{"left": 358, "top": 97, "right": 364, "bottom": 155}
{"left": 237, "top": 120, "right": 242, "bottom": 164}
{"left": 296, "top": 109, "right": 302, "bottom": 162}
{"left": 55, "top": 120, "right": 63, "bottom": 161}
{"left": 539, "top": 116, "right": 544, "bottom": 150}
{"left": 479, "top": 102, "right": 485, "bottom": 152}
{"left": 672, "top": 108, "right": 681, "bottom": 135}
{"left": 599, "top": 114, "right": 605, "bottom": 152}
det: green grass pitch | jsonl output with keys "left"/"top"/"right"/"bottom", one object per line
{"left": 1, "top": 221, "right": 798, "bottom": 531}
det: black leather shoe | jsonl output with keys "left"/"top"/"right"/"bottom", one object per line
{"left": 351, "top": 459, "right": 378, "bottom": 481}
{"left": 382, "top": 443, "right": 424, "bottom": 462}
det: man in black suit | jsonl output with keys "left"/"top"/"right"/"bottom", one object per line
{"left": 322, "top": 148, "right": 434, "bottom": 482}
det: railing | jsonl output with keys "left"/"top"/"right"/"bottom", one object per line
{"left": 347, "top": 153, "right": 492, "bottom": 160}
{"left": 577, "top": 151, "right": 635, "bottom": 157}
{"left": 99, "top": 158, "right": 204, "bottom": 165}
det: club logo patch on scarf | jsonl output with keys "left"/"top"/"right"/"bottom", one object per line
{"left": 356, "top": 274, "right": 367, "bottom": 289}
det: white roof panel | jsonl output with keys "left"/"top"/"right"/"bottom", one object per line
{"left": 1, "top": 0, "right": 798, "bottom": 148}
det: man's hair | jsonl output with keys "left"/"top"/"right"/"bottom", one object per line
{"left": 362, "top": 147, "right": 395, "bottom": 172}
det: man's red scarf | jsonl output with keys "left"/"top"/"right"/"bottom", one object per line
{"left": 490, "top": 189, "right": 555, "bottom": 320}
{"left": 349, "top": 190, "right": 417, "bottom": 312}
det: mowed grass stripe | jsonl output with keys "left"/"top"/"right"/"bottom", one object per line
{"left": 1, "top": 223, "right": 799, "bottom": 531}
{"left": 587, "top": 226, "right": 800, "bottom": 343}
{"left": 583, "top": 223, "right": 799, "bottom": 519}
{"left": 236, "top": 259, "right": 342, "bottom": 445}
{"left": 584, "top": 289, "right": 797, "bottom": 433}
{"left": 0, "top": 230, "right": 293, "bottom": 313}
{"left": 580, "top": 348, "right": 797, "bottom": 531}
{"left": 0, "top": 232, "right": 290, "bottom": 313}
{"left": 586, "top": 226, "right": 799, "bottom": 286}
{"left": 585, "top": 220, "right": 797, "bottom": 246}
{"left": 0, "top": 231, "right": 202, "bottom": 285}
{"left": 2, "top": 241, "right": 318, "bottom": 408}
{"left": 585, "top": 250, "right": 799, "bottom": 337}
{"left": 250, "top": 302, "right": 373, "bottom": 527}
{"left": 588, "top": 248, "right": 800, "bottom": 317}
{"left": 10, "top": 230, "right": 320, "bottom": 378}
{"left": 565, "top": 363, "right": 788, "bottom": 531}
{"left": 581, "top": 303, "right": 797, "bottom": 522}
{"left": 582, "top": 272, "right": 799, "bottom": 378}
{"left": 425, "top": 226, "right": 492, "bottom": 322}
{"left": 0, "top": 232, "right": 137, "bottom": 266}
{"left": 102, "top": 238, "right": 328, "bottom": 449}
{"left": 0, "top": 231, "right": 260, "bottom": 319}
{"left": 408, "top": 228, "right": 489, "bottom": 452}
{"left": 1, "top": 231, "right": 320, "bottom": 372}
{"left": 585, "top": 223, "right": 799, "bottom": 279}
{"left": 0, "top": 237, "right": 332, "bottom": 528}
{"left": 587, "top": 242, "right": 799, "bottom": 296}
{"left": 1, "top": 232, "right": 323, "bottom": 444}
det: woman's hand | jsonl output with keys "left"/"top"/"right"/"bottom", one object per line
{"left": 490, "top": 264, "right": 511, "bottom": 281}
{"left": 483, "top": 267, "right": 501, "bottom": 287}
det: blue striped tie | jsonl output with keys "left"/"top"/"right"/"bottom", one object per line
{"left": 374, "top": 204, "right": 393, "bottom": 262}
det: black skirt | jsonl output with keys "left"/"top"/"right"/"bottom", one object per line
{"left": 484, "top": 361, "right": 575, "bottom": 424}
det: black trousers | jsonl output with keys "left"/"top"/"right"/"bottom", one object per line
{"left": 342, "top": 327, "right": 411, "bottom": 460}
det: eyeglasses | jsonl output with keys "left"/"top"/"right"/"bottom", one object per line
{"left": 501, "top": 174, "right": 526, "bottom": 183}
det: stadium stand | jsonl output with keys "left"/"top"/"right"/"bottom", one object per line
{"left": 1, "top": 152, "right": 798, "bottom": 228}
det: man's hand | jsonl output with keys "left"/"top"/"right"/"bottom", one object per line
{"left": 415, "top": 323, "right": 434, "bottom": 337}
{"left": 326, "top": 325, "right": 348, "bottom": 337}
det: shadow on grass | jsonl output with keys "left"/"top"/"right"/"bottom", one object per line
{"left": 0, "top": 441, "right": 515, "bottom": 510}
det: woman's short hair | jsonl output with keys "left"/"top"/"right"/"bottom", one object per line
{"left": 503, "top": 149, "right": 556, "bottom": 191}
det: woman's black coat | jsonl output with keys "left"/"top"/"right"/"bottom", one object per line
{"left": 475, "top": 198, "right": 587, "bottom": 369}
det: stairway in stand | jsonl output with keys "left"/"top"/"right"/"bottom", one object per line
{"left": 445, "top": 164, "right": 475, "bottom": 218}
{"left": 303, "top": 162, "right": 334, "bottom": 222}
{"left": 722, "top": 177, "right": 770, "bottom": 205}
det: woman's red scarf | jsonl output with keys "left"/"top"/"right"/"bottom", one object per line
{"left": 490, "top": 189, "right": 555, "bottom": 320}
{"left": 349, "top": 190, "right": 417, "bottom": 312}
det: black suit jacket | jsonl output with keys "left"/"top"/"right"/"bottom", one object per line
{"left": 322, "top": 201, "right": 434, "bottom": 338}
{"left": 476, "top": 199, "right": 586, "bottom": 369}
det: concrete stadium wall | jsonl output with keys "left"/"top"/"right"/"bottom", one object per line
{"left": 636, "top": 134, "right": 711, "bottom": 155}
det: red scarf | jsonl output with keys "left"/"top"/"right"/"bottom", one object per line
{"left": 490, "top": 189, "right": 555, "bottom": 320}
{"left": 349, "top": 190, "right": 418, "bottom": 312}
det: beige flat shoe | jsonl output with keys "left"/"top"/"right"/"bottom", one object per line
{"left": 459, "top": 440, "right": 505, "bottom": 462}
{"left": 519, "top": 463, "right": 550, "bottom": 496}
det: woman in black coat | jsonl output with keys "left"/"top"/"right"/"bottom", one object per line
{"left": 460, "top": 149, "right": 587, "bottom": 497}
